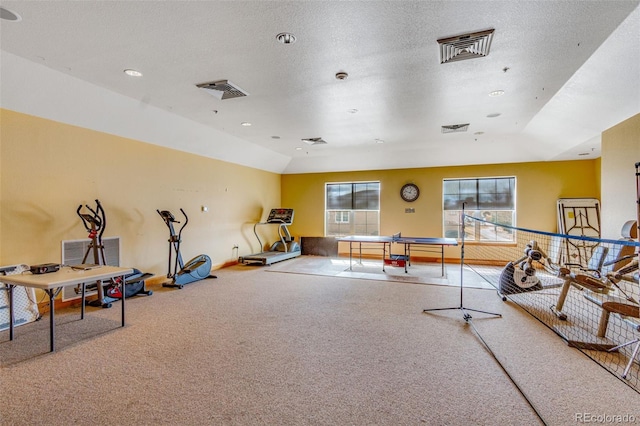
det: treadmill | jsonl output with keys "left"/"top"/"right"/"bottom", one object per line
{"left": 239, "top": 208, "right": 301, "bottom": 265}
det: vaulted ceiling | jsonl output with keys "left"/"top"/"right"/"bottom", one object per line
{"left": 1, "top": 1, "right": 639, "bottom": 174}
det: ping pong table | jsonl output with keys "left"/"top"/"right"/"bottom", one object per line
{"left": 338, "top": 233, "right": 458, "bottom": 275}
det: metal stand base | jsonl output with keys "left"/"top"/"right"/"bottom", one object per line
{"left": 423, "top": 306, "right": 501, "bottom": 321}
{"left": 423, "top": 205, "right": 501, "bottom": 322}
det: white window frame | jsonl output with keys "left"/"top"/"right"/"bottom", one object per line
{"left": 335, "top": 211, "right": 350, "bottom": 223}
{"left": 443, "top": 177, "right": 516, "bottom": 243}
{"left": 325, "top": 181, "right": 380, "bottom": 237}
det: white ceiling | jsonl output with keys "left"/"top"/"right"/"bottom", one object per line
{"left": 1, "top": 1, "right": 639, "bottom": 174}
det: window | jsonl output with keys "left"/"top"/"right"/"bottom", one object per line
{"left": 325, "top": 182, "right": 380, "bottom": 236}
{"left": 335, "top": 211, "right": 350, "bottom": 223}
{"left": 443, "top": 177, "right": 516, "bottom": 242}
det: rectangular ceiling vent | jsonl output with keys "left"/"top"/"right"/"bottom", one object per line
{"left": 437, "top": 29, "right": 494, "bottom": 64}
{"left": 441, "top": 123, "right": 470, "bottom": 134}
{"left": 196, "top": 80, "right": 249, "bottom": 100}
{"left": 302, "top": 137, "right": 327, "bottom": 145}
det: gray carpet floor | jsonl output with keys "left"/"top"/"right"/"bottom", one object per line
{"left": 1, "top": 262, "right": 638, "bottom": 425}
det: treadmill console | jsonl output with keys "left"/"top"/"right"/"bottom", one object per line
{"left": 266, "top": 208, "right": 294, "bottom": 224}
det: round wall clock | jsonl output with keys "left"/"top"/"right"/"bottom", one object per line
{"left": 400, "top": 183, "right": 420, "bottom": 202}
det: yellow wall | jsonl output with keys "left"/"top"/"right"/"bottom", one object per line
{"left": 601, "top": 113, "right": 640, "bottom": 238}
{"left": 0, "top": 109, "right": 281, "bottom": 273}
{"left": 282, "top": 160, "right": 600, "bottom": 257}
{"left": 2, "top": 107, "right": 625, "bottom": 270}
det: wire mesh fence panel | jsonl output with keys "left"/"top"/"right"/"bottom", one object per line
{"left": 1, "top": 264, "right": 41, "bottom": 331}
{"left": 462, "top": 215, "right": 640, "bottom": 393}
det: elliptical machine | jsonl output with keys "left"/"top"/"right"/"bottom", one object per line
{"left": 157, "top": 209, "right": 216, "bottom": 289}
{"left": 77, "top": 200, "right": 153, "bottom": 307}
{"left": 76, "top": 200, "right": 118, "bottom": 308}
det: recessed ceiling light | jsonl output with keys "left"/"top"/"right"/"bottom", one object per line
{"left": 276, "top": 32, "right": 296, "bottom": 44}
{"left": 124, "top": 69, "right": 142, "bottom": 77}
{"left": 348, "top": 109, "right": 358, "bottom": 114}
{"left": 295, "top": 147, "right": 303, "bottom": 151}
{"left": 489, "top": 90, "right": 504, "bottom": 97}
{"left": 0, "top": 7, "right": 22, "bottom": 21}
{"left": 271, "top": 136, "right": 280, "bottom": 139}
{"left": 486, "top": 113, "right": 501, "bottom": 118}
{"left": 474, "top": 131, "right": 484, "bottom": 135}
{"left": 241, "top": 122, "right": 252, "bottom": 127}
{"left": 335, "top": 72, "right": 349, "bottom": 80}
{"left": 375, "top": 139, "right": 384, "bottom": 144}
{"left": 578, "top": 152, "right": 590, "bottom": 156}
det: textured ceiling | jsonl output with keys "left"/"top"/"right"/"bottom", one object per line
{"left": 1, "top": 1, "right": 639, "bottom": 174}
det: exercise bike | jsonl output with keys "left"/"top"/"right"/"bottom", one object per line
{"left": 157, "top": 209, "right": 216, "bottom": 289}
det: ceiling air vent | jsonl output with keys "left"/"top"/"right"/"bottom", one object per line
{"left": 301, "top": 137, "right": 327, "bottom": 145}
{"left": 441, "top": 123, "right": 470, "bottom": 134}
{"left": 437, "top": 29, "right": 494, "bottom": 64}
{"left": 196, "top": 80, "right": 249, "bottom": 100}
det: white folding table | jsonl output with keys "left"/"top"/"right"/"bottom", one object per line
{"left": 0, "top": 265, "right": 132, "bottom": 352}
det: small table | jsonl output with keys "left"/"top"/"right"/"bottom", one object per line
{"left": 0, "top": 266, "right": 133, "bottom": 352}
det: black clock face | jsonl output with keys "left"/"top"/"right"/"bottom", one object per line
{"left": 401, "top": 183, "right": 419, "bottom": 202}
